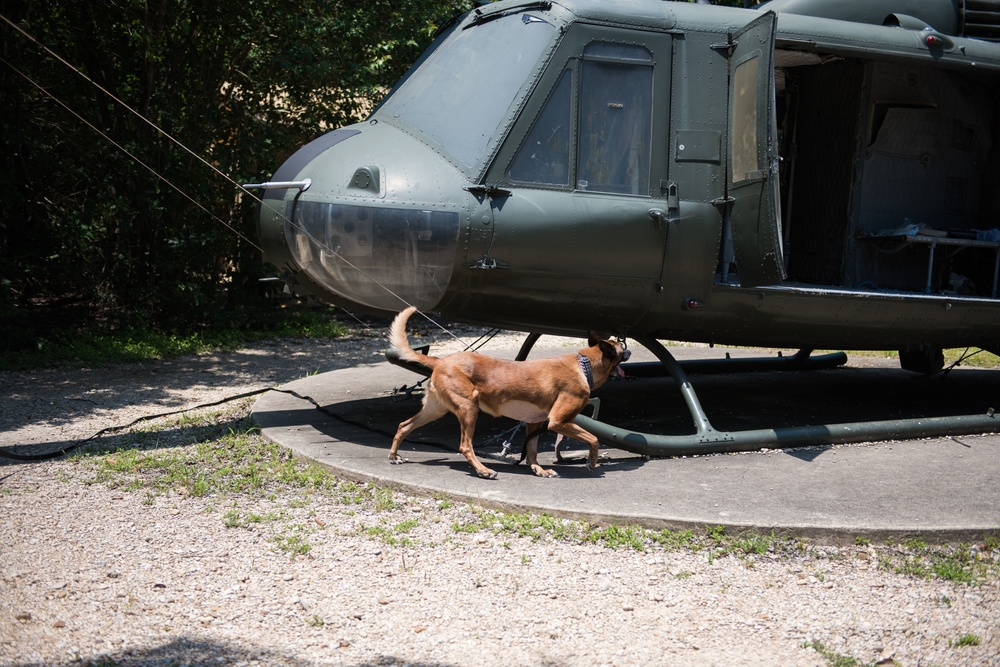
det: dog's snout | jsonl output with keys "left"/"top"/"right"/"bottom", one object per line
{"left": 621, "top": 349, "right": 631, "bottom": 363}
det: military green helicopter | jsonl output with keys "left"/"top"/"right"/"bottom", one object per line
{"left": 250, "top": 0, "right": 1000, "bottom": 455}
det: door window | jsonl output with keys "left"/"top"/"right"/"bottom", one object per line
{"left": 731, "top": 55, "right": 761, "bottom": 183}
{"left": 578, "top": 44, "right": 653, "bottom": 194}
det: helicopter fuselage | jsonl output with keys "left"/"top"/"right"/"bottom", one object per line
{"left": 257, "top": 0, "right": 1000, "bottom": 359}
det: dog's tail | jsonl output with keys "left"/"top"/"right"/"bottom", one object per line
{"left": 389, "top": 306, "right": 437, "bottom": 369}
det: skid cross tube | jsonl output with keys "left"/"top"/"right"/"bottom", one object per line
{"left": 387, "top": 334, "right": 1000, "bottom": 456}
{"left": 573, "top": 335, "right": 1000, "bottom": 457}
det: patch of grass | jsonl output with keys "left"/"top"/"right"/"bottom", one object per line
{"left": 584, "top": 523, "right": 648, "bottom": 551}
{"left": 697, "top": 526, "right": 779, "bottom": 560}
{"left": 943, "top": 348, "right": 1000, "bottom": 369}
{"left": 892, "top": 555, "right": 931, "bottom": 579}
{"left": 434, "top": 492, "right": 453, "bottom": 510}
{"left": 650, "top": 529, "right": 696, "bottom": 549}
{"left": 803, "top": 640, "right": 873, "bottom": 667}
{"left": 708, "top": 524, "right": 727, "bottom": 544}
{"left": 76, "top": 422, "right": 335, "bottom": 499}
{"left": 394, "top": 518, "right": 419, "bottom": 534}
{"left": 223, "top": 508, "right": 285, "bottom": 529}
{"left": 731, "top": 532, "right": 775, "bottom": 556}
{"left": 877, "top": 541, "right": 995, "bottom": 585}
{"left": 269, "top": 524, "right": 315, "bottom": 556}
{"left": 374, "top": 487, "right": 398, "bottom": 512}
{"left": 361, "top": 523, "right": 415, "bottom": 547}
{"left": 269, "top": 533, "right": 312, "bottom": 556}
{"left": 932, "top": 559, "right": 974, "bottom": 584}
{"left": 811, "top": 347, "right": 1000, "bottom": 370}
{"left": 950, "top": 633, "right": 981, "bottom": 647}
{"left": 452, "top": 520, "right": 481, "bottom": 534}
{"left": 0, "top": 303, "right": 349, "bottom": 371}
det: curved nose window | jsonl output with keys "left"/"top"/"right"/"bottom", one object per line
{"left": 289, "top": 202, "right": 459, "bottom": 311}
{"left": 376, "top": 11, "right": 554, "bottom": 170}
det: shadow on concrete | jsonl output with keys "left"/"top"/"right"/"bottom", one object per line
{"left": 253, "top": 356, "right": 1000, "bottom": 540}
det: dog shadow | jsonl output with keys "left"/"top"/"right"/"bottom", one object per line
{"left": 284, "top": 391, "right": 648, "bottom": 479}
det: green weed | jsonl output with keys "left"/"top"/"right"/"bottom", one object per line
{"left": 950, "top": 633, "right": 981, "bottom": 647}
{"left": 269, "top": 525, "right": 314, "bottom": 556}
{"left": 803, "top": 640, "right": 873, "bottom": 667}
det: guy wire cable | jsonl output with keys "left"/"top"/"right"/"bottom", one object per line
{"left": 0, "top": 11, "right": 473, "bottom": 347}
{"left": 0, "top": 13, "right": 529, "bottom": 461}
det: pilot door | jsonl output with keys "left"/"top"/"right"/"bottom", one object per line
{"left": 726, "top": 11, "right": 786, "bottom": 287}
{"left": 470, "top": 27, "right": 672, "bottom": 333}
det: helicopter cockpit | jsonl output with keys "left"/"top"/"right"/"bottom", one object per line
{"left": 259, "top": 3, "right": 562, "bottom": 314}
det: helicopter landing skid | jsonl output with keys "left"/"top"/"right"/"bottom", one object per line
{"left": 571, "top": 335, "right": 1000, "bottom": 458}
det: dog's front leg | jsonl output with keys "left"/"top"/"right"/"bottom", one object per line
{"left": 548, "top": 422, "right": 602, "bottom": 471}
{"left": 524, "top": 421, "right": 558, "bottom": 478}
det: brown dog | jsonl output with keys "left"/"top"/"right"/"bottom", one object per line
{"left": 388, "top": 306, "right": 629, "bottom": 478}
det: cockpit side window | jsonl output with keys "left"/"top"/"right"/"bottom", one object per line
{"left": 508, "top": 69, "right": 572, "bottom": 185}
{"left": 578, "top": 43, "right": 653, "bottom": 195}
{"left": 509, "top": 42, "right": 653, "bottom": 195}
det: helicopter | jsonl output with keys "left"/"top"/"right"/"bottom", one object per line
{"left": 250, "top": 0, "right": 1000, "bottom": 456}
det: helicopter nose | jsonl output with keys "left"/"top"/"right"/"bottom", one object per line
{"left": 257, "top": 124, "right": 464, "bottom": 313}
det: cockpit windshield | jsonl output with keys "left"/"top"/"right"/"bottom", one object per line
{"left": 375, "top": 10, "right": 555, "bottom": 171}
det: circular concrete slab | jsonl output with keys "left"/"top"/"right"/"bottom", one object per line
{"left": 252, "top": 344, "right": 1000, "bottom": 542}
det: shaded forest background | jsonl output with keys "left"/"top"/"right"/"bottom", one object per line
{"left": 0, "top": 0, "right": 470, "bottom": 350}
{"left": 0, "top": 0, "right": 745, "bottom": 354}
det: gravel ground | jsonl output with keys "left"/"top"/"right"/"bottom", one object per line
{"left": 1, "top": 322, "right": 998, "bottom": 667}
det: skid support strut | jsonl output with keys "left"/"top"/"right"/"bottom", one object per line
{"left": 574, "top": 335, "right": 999, "bottom": 457}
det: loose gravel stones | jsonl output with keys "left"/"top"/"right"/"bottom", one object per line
{"left": 2, "top": 332, "right": 998, "bottom": 666}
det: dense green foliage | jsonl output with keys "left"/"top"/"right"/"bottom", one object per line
{"left": 0, "top": 0, "right": 469, "bottom": 348}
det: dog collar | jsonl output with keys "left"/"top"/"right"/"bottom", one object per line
{"left": 578, "top": 354, "right": 594, "bottom": 390}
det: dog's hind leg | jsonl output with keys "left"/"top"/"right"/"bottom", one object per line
{"left": 389, "top": 393, "right": 448, "bottom": 464}
{"left": 452, "top": 397, "right": 498, "bottom": 479}
{"left": 524, "top": 421, "right": 558, "bottom": 478}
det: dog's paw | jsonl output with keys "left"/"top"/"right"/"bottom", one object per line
{"left": 389, "top": 455, "right": 409, "bottom": 465}
{"left": 533, "top": 468, "right": 560, "bottom": 478}
{"left": 477, "top": 468, "right": 498, "bottom": 480}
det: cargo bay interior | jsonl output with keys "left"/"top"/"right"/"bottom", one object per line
{"left": 773, "top": 49, "right": 1000, "bottom": 298}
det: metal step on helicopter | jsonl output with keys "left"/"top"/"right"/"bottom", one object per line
{"left": 248, "top": 0, "right": 1000, "bottom": 456}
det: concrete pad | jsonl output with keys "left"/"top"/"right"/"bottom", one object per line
{"left": 252, "top": 344, "right": 1000, "bottom": 542}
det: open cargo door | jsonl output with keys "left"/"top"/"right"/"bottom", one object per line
{"left": 727, "top": 11, "right": 785, "bottom": 287}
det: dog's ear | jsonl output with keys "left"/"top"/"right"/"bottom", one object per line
{"left": 598, "top": 339, "right": 618, "bottom": 363}
{"left": 588, "top": 331, "right": 619, "bottom": 363}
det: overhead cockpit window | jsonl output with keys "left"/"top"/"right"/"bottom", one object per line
{"left": 375, "top": 9, "right": 554, "bottom": 171}
{"left": 509, "top": 69, "right": 572, "bottom": 185}
{"left": 578, "top": 43, "right": 653, "bottom": 195}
